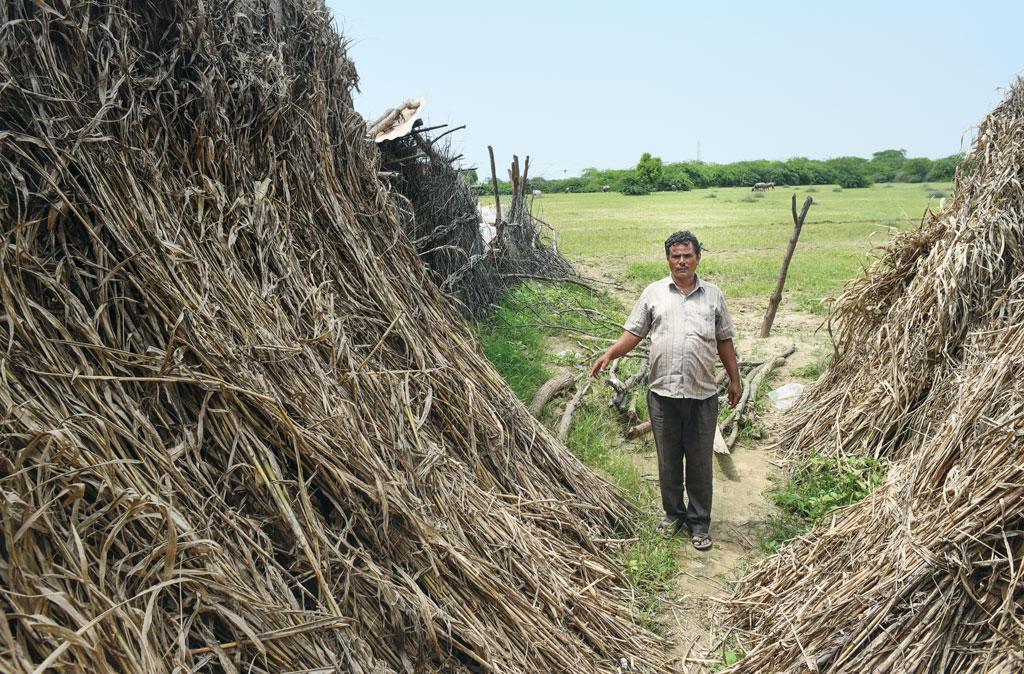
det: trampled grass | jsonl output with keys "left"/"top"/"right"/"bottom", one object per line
{"left": 489, "top": 183, "right": 949, "bottom": 313}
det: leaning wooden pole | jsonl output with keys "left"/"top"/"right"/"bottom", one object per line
{"left": 760, "top": 194, "right": 813, "bottom": 337}
{"left": 488, "top": 145, "right": 502, "bottom": 225}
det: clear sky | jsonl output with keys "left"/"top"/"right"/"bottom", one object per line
{"left": 326, "top": 0, "right": 1023, "bottom": 178}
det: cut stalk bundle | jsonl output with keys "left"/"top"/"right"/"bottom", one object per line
{"left": 723, "top": 80, "right": 1024, "bottom": 672}
{"left": 0, "top": 0, "right": 665, "bottom": 671}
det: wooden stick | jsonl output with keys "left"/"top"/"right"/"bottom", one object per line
{"left": 557, "top": 379, "right": 591, "bottom": 443}
{"left": 529, "top": 370, "right": 575, "bottom": 416}
{"left": 760, "top": 194, "right": 813, "bottom": 337}
{"left": 488, "top": 145, "right": 502, "bottom": 228}
{"left": 723, "top": 345, "right": 796, "bottom": 449}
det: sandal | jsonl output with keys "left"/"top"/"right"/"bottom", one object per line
{"left": 691, "top": 533, "right": 713, "bottom": 551}
{"left": 656, "top": 517, "right": 682, "bottom": 539}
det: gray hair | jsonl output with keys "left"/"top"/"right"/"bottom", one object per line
{"left": 664, "top": 230, "right": 702, "bottom": 256}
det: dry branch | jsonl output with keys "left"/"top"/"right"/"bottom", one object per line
{"left": 760, "top": 195, "right": 812, "bottom": 338}
{"left": 558, "top": 379, "right": 592, "bottom": 443}
{"left": 529, "top": 370, "right": 576, "bottom": 416}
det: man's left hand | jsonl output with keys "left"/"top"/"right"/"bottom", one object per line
{"left": 727, "top": 378, "right": 741, "bottom": 407}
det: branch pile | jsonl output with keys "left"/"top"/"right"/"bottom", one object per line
{"left": 376, "top": 124, "right": 572, "bottom": 318}
{"left": 0, "top": 0, "right": 665, "bottom": 671}
{"left": 723, "top": 80, "right": 1024, "bottom": 673}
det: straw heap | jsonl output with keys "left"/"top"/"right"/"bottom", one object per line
{"left": 724, "top": 81, "right": 1024, "bottom": 672}
{"left": 0, "top": 0, "right": 663, "bottom": 671}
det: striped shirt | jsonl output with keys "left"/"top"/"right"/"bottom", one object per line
{"left": 624, "top": 275, "right": 735, "bottom": 399}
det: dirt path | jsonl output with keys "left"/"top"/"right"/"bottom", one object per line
{"left": 626, "top": 304, "right": 830, "bottom": 671}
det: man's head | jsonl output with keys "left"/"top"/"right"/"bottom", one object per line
{"left": 664, "top": 230, "right": 702, "bottom": 287}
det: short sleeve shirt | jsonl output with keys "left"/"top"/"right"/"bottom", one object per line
{"left": 623, "top": 276, "right": 735, "bottom": 399}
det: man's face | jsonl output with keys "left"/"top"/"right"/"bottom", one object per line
{"left": 667, "top": 243, "right": 700, "bottom": 284}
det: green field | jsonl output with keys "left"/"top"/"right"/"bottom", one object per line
{"left": 488, "top": 183, "right": 950, "bottom": 313}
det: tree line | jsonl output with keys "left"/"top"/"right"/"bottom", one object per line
{"left": 469, "top": 149, "right": 963, "bottom": 195}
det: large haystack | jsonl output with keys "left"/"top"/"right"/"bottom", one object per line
{"left": 0, "top": 1, "right": 663, "bottom": 671}
{"left": 723, "top": 82, "right": 1024, "bottom": 672}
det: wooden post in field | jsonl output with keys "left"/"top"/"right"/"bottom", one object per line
{"left": 760, "top": 194, "right": 813, "bottom": 338}
{"left": 488, "top": 145, "right": 502, "bottom": 230}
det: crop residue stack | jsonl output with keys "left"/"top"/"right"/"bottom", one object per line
{"left": 0, "top": 0, "right": 664, "bottom": 671}
{"left": 724, "top": 81, "right": 1024, "bottom": 673}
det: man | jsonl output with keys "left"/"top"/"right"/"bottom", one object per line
{"left": 590, "top": 231, "right": 740, "bottom": 550}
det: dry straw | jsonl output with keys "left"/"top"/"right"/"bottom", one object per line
{"left": 0, "top": 0, "right": 665, "bottom": 671}
{"left": 723, "top": 81, "right": 1024, "bottom": 672}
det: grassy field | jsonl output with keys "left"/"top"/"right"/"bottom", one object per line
{"left": 487, "top": 182, "right": 949, "bottom": 313}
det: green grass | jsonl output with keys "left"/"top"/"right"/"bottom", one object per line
{"left": 476, "top": 303, "right": 550, "bottom": 403}
{"left": 475, "top": 281, "right": 624, "bottom": 402}
{"left": 791, "top": 353, "right": 832, "bottom": 380}
{"left": 761, "top": 453, "right": 887, "bottom": 554}
{"left": 491, "top": 183, "right": 948, "bottom": 314}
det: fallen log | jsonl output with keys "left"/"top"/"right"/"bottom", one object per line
{"left": 625, "top": 420, "right": 651, "bottom": 440}
{"left": 529, "top": 370, "right": 576, "bottom": 416}
{"left": 558, "top": 379, "right": 591, "bottom": 443}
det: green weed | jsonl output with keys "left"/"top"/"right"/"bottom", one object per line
{"left": 475, "top": 312, "right": 548, "bottom": 403}
{"left": 762, "top": 453, "right": 887, "bottom": 553}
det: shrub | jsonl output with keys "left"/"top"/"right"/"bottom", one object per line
{"left": 635, "top": 153, "right": 663, "bottom": 191}
{"left": 835, "top": 171, "right": 871, "bottom": 188}
{"left": 621, "top": 174, "right": 651, "bottom": 195}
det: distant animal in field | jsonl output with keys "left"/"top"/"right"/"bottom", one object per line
{"left": 565, "top": 187, "right": 571, "bottom": 193}
{"left": 532, "top": 189, "right": 543, "bottom": 197}
{"left": 752, "top": 181, "right": 776, "bottom": 192}
{"left": 602, "top": 184, "right": 611, "bottom": 192}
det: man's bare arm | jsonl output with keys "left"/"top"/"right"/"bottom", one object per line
{"left": 717, "top": 338, "right": 742, "bottom": 407}
{"left": 590, "top": 331, "right": 643, "bottom": 377}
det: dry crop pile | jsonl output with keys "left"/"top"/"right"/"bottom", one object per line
{"left": 724, "top": 82, "right": 1024, "bottom": 672}
{"left": 0, "top": 0, "right": 664, "bottom": 671}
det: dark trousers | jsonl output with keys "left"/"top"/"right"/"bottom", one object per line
{"left": 647, "top": 390, "right": 718, "bottom": 535}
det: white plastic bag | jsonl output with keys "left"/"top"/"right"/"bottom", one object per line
{"left": 768, "top": 382, "right": 805, "bottom": 411}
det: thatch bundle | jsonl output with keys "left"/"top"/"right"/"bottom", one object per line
{"left": 0, "top": 0, "right": 663, "bottom": 671}
{"left": 723, "top": 81, "right": 1024, "bottom": 672}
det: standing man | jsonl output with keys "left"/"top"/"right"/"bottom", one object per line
{"left": 590, "top": 231, "right": 741, "bottom": 550}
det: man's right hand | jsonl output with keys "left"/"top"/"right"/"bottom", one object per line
{"left": 590, "top": 352, "right": 612, "bottom": 378}
{"left": 590, "top": 331, "right": 642, "bottom": 379}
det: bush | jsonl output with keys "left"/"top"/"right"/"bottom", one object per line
{"left": 894, "top": 157, "right": 932, "bottom": 183}
{"left": 834, "top": 169, "right": 871, "bottom": 188}
{"left": 621, "top": 174, "right": 651, "bottom": 195}
{"left": 635, "top": 152, "right": 664, "bottom": 191}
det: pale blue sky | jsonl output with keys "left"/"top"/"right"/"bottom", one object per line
{"left": 327, "top": 0, "right": 1023, "bottom": 178}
